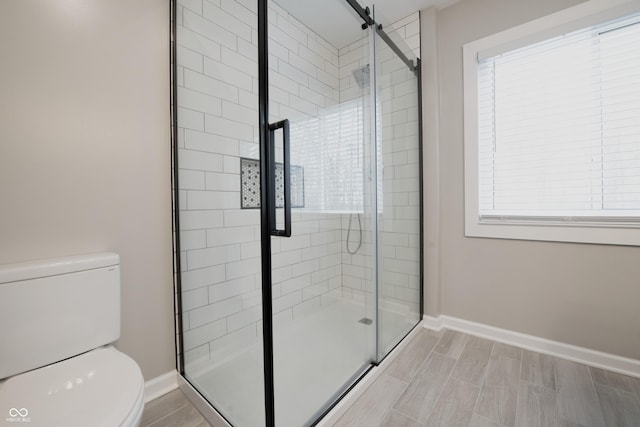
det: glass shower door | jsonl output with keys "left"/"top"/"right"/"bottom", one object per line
{"left": 266, "top": 1, "right": 377, "bottom": 425}
{"left": 373, "top": 9, "right": 422, "bottom": 358}
{"left": 175, "top": 0, "right": 266, "bottom": 425}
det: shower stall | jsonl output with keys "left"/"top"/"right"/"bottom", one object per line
{"left": 171, "top": 0, "right": 422, "bottom": 425}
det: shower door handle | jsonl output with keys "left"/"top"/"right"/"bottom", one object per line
{"left": 268, "top": 119, "right": 291, "bottom": 237}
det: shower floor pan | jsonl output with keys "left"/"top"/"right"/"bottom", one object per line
{"left": 184, "top": 296, "right": 415, "bottom": 427}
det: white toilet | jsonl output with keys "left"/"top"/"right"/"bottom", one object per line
{"left": 0, "top": 253, "right": 145, "bottom": 427}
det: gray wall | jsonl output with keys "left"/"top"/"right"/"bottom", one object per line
{"left": 0, "top": 0, "right": 175, "bottom": 380}
{"left": 423, "top": 0, "right": 640, "bottom": 360}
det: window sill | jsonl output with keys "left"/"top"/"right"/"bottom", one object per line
{"left": 465, "top": 218, "right": 640, "bottom": 246}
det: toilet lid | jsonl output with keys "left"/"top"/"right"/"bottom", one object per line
{"left": 0, "top": 346, "right": 144, "bottom": 427}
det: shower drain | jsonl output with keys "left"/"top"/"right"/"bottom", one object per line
{"left": 358, "top": 317, "right": 373, "bottom": 325}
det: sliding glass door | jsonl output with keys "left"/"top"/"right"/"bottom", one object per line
{"left": 265, "top": 1, "right": 376, "bottom": 425}
{"left": 373, "top": 8, "right": 422, "bottom": 359}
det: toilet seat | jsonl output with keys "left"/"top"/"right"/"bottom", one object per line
{"left": 0, "top": 345, "right": 144, "bottom": 427}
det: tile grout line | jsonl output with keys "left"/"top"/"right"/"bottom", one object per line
{"left": 512, "top": 347, "right": 524, "bottom": 427}
{"left": 387, "top": 329, "right": 447, "bottom": 426}
{"left": 552, "top": 352, "right": 560, "bottom": 424}
{"left": 469, "top": 339, "right": 496, "bottom": 426}
{"left": 415, "top": 329, "right": 460, "bottom": 425}
{"left": 427, "top": 363, "right": 460, "bottom": 425}
{"left": 382, "top": 371, "right": 411, "bottom": 423}
{"left": 424, "top": 330, "right": 479, "bottom": 426}
{"left": 144, "top": 402, "right": 191, "bottom": 427}
{"left": 586, "top": 364, "right": 608, "bottom": 427}
{"left": 553, "top": 353, "right": 573, "bottom": 427}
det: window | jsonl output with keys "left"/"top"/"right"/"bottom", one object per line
{"left": 294, "top": 98, "right": 366, "bottom": 213}
{"left": 464, "top": 0, "right": 640, "bottom": 245}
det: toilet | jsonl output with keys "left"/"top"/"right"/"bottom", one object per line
{"left": 0, "top": 253, "right": 145, "bottom": 427}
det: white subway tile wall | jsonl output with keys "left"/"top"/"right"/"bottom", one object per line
{"left": 176, "top": 0, "right": 420, "bottom": 370}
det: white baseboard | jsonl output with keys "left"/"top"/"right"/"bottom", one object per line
{"left": 144, "top": 370, "right": 179, "bottom": 403}
{"left": 423, "top": 315, "right": 640, "bottom": 379}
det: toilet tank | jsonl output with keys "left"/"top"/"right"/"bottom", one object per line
{"left": 0, "top": 252, "right": 121, "bottom": 380}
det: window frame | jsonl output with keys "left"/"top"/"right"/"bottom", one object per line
{"left": 463, "top": 0, "right": 640, "bottom": 246}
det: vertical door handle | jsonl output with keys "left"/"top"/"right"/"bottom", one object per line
{"left": 268, "top": 119, "right": 291, "bottom": 237}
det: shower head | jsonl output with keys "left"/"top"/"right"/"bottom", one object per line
{"left": 352, "top": 64, "right": 370, "bottom": 89}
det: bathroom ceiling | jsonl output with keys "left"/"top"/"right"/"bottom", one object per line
{"left": 274, "top": 0, "right": 459, "bottom": 49}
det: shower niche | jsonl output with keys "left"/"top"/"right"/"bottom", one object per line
{"left": 172, "top": 0, "right": 422, "bottom": 425}
{"left": 240, "top": 158, "right": 304, "bottom": 209}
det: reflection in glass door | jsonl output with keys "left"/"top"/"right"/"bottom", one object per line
{"left": 266, "top": 1, "right": 377, "bottom": 425}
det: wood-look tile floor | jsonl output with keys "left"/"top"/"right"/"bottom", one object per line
{"left": 335, "top": 328, "right": 640, "bottom": 427}
{"left": 142, "top": 328, "right": 640, "bottom": 427}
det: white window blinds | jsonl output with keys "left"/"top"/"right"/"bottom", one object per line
{"left": 477, "top": 14, "right": 640, "bottom": 221}
{"left": 293, "top": 98, "right": 365, "bottom": 213}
